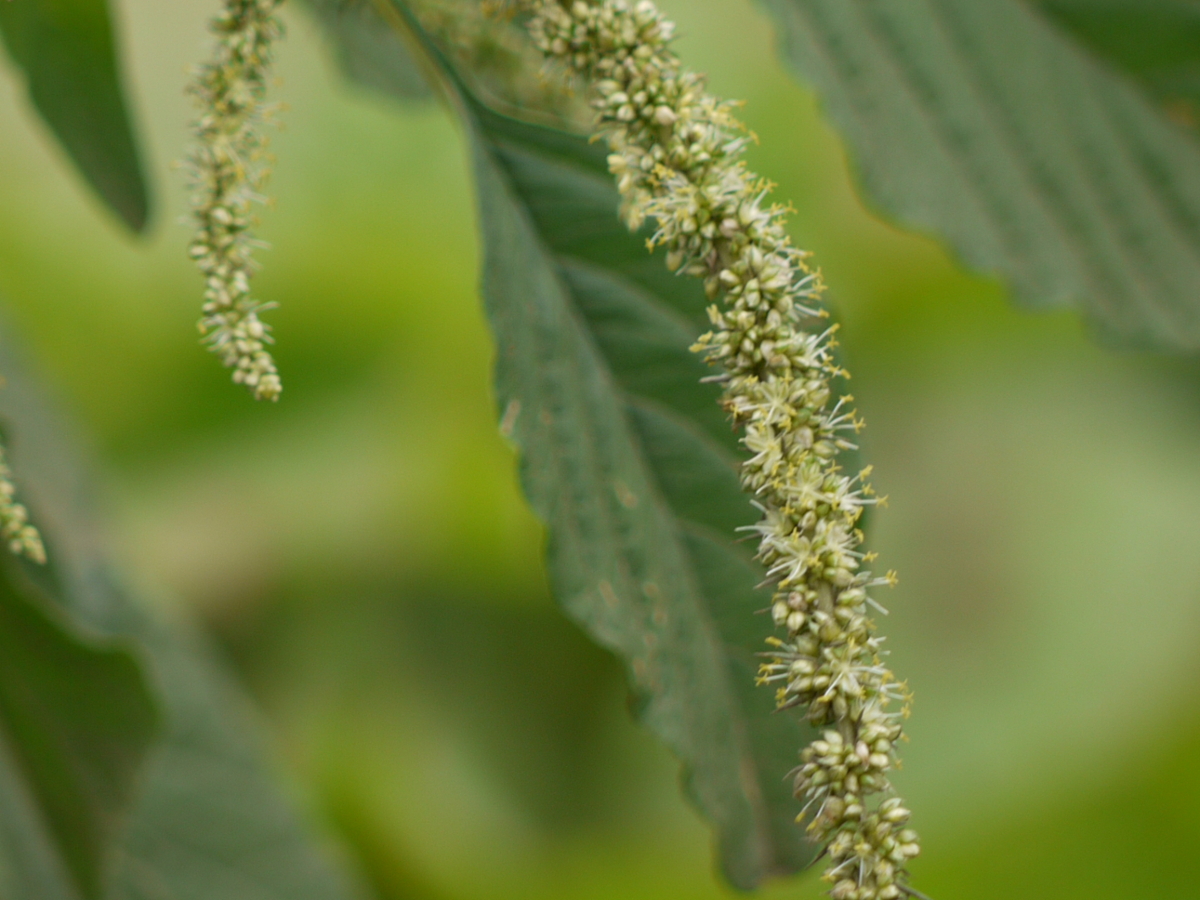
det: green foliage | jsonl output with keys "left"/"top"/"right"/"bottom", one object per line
{"left": 0, "top": 331, "right": 364, "bottom": 900}
{"left": 381, "top": 5, "right": 822, "bottom": 887}
{"left": 8, "top": 0, "right": 1200, "bottom": 897}
{"left": 105, "top": 599, "right": 365, "bottom": 900}
{"left": 0, "top": 559, "right": 158, "bottom": 900}
{"left": 760, "top": 0, "right": 1200, "bottom": 349}
{"left": 0, "top": 0, "right": 149, "bottom": 231}
{"left": 1035, "top": 0, "right": 1200, "bottom": 108}
{"left": 305, "top": 0, "right": 432, "bottom": 102}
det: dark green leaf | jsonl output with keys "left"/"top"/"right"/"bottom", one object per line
{"left": 0, "top": 325, "right": 364, "bottom": 900}
{"left": 303, "top": 0, "right": 432, "bottom": 102}
{"left": 0, "top": 558, "right": 158, "bottom": 900}
{"left": 0, "top": 0, "right": 150, "bottom": 231}
{"left": 761, "top": 0, "right": 1200, "bottom": 349}
{"left": 1034, "top": 0, "right": 1200, "bottom": 111}
{"left": 391, "top": 5, "right": 819, "bottom": 887}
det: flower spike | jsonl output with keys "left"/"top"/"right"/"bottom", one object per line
{"left": 0, "top": 442, "right": 44, "bottom": 565}
{"left": 186, "top": 0, "right": 285, "bottom": 400}
{"left": 522, "top": 1, "right": 920, "bottom": 896}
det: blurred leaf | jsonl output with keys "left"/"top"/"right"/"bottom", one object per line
{"left": 388, "top": 4, "right": 819, "bottom": 888}
{"left": 0, "top": 0, "right": 150, "bottom": 231}
{"left": 1034, "top": 0, "right": 1200, "bottom": 110}
{"left": 0, "top": 557, "right": 158, "bottom": 900}
{"left": 104, "top": 587, "right": 366, "bottom": 900}
{"left": 761, "top": 0, "right": 1200, "bottom": 349}
{"left": 0, "top": 326, "right": 364, "bottom": 900}
{"left": 304, "top": 0, "right": 432, "bottom": 102}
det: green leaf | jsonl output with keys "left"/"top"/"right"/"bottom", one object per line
{"left": 760, "top": 0, "right": 1200, "bottom": 349}
{"left": 0, "top": 0, "right": 151, "bottom": 231}
{"left": 0, "top": 557, "right": 158, "bottom": 900}
{"left": 105, "top": 588, "right": 365, "bottom": 900}
{"left": 383, "top": 5, "right": 818, "bottom": 888}
{"left": 0, "top": 326, "right": 364, "bottom": 900}
{"left": 303, "top": 0, "right": 432, "bottom": 102}
{"left": 1034, "top": 0, "right": 1200, "bottom": 110}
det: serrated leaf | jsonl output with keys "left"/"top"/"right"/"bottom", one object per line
{"left": 0, "top": 0, "right": 150, "bottom": 231}
{"left": 303, "top": 0, "right": 432, "bottom": 102}
{"left": 387, "top": 5, "right": 818, "bottom": 887}
{"left": 761, "top": 0, "right": 1200, "bottom": 349}
{"left": 0, "top": 324, "right": 364, "bottom": 900}
{"left": 0, "top": 556, "right": 158, "bottom": 900}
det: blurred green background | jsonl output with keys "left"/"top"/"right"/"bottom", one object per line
{"left": 4, "top": 0, "right": 1200, "bottom": 897}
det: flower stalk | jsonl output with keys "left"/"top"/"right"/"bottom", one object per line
{"left": 186, "top": 0, "right": 285, "bottom": 401}
{"left": 522, "top": 1, "right": 920, "bottom": 896}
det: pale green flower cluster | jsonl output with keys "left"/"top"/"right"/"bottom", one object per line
{"left": 0, "top": 444, "right": 44, "bottom": 565}
{"left": 186, "top": 0, "right": 284, "bottom": 401}
{"left": 524, "top": 1, "right": 919, "bottom": 896}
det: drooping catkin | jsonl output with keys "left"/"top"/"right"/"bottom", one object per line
{"left": 523, "top": 2, "right": 920, "bottom": 896}
{"left": 186, "top": 0, "right": 285, "bottom": 401}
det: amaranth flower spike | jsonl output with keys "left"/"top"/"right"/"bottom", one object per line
{"left": 186, "top": 0, "right": 286, "bottom": 400}
{"left": 522, "top": 1, "right": 922, "bottom": 896}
